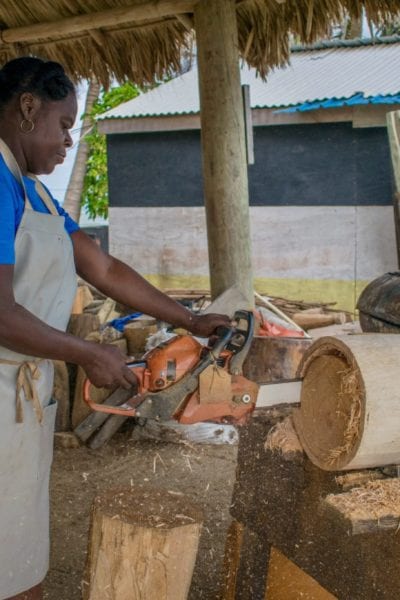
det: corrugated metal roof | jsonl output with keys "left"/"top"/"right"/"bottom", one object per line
{"left": 99, "top": 38, "right": 400, "bottom": 120}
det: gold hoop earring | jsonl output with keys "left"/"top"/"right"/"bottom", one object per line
{"left": 20, "top": 119, "right": 35, "bottom": 133}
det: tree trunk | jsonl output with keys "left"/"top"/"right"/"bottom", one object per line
{"left": 63, "top": 78, "right": 100, "bottom": 223}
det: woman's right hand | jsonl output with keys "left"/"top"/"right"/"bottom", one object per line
{"left": 81, "top": 343, "right": 137, "bottom": 389}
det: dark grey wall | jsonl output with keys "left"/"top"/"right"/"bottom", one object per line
{"left": 107, "top": 122, "right": 393, "bottom": 208}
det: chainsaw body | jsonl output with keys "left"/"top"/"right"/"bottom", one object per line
{"left": 83, "top": 310, "right": 258, "bottom": 425}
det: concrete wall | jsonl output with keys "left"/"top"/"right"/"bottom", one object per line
{"left": 109, "top": 205, "right": 397, "bottom": 312}
{"left": 106, "top": 119, "right": 397, "bottom": 312}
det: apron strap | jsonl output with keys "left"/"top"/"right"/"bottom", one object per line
{"left": 0, "top": 358, "right": 44, "bottom": 424}
{"left": 30, "top": 175, "right": 59, "bottom": 216}
{"left": 0, "top": 138, "right": 33, "bottom": 210}
{"left": 0, "top": 138, "right": 59, "bottom": 216}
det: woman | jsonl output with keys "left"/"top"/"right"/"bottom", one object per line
{"left": 0, "top": 56, "right": 229, "bottom": 600}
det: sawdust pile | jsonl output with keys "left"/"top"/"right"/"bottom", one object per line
{"left": 326, "top": 479, "right": 400, "bottom": 523}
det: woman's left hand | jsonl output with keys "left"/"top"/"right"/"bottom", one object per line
{"left": 187, "top": 313, "right": 231, "bottom": 337}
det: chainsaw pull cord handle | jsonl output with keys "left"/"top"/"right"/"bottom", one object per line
{"left": 83, "top": 378, "right": 138, "bottom": 417}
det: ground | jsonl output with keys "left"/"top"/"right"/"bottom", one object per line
{"left": 44, "top": 429, "right": 237, "bottom": 600}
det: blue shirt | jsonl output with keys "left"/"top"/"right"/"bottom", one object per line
{"left": 0, "top": 153, "right": 79, "bottom": 264}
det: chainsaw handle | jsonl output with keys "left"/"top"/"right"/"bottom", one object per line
{"left": 228, "top": 310, "right": 254, "bottom": 374}
{"left": 82, "top": 378, "right": 137, "bottom": 417}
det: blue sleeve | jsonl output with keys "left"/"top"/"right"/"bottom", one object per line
{"left": 0, "top": 163, "right": 18, "bottom": 264}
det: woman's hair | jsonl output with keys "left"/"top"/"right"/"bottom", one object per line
{"left": 0, "top": 56, "right": 75, "bottom": 111}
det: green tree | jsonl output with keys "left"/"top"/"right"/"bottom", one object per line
{"left": 82, "top": 82, "right": 140, "bottom": 219}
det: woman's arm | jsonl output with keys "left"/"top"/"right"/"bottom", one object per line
{"left": 0, "top": 264, "right": 137, "bottom": 389}
{"left": 72, "top": 230, "right": 230, "bottom": 336}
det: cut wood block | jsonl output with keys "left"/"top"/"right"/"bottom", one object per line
{"left": 266, "top": 547, "right": 337, "bottom": 600}
{"left": 71, "top": 284, "right": 94, "bottom": 315}
{"left": 54, "top": 431, "right": 80, "bottom": 449}
{"left": 96, "top": 297, "right": 117, "bottom": 324}
{"left": 71, "top": 337, "right": 128, "bottom": 429}
{"left": 323, "top": 478, "right": 400, "bottom": 535}
{"left": 124, "top": 318, "right": 158, "bottom": 356}
{"left": 52, "top": 360, "right": 70, "bottom": 432}
{"left": 68, "top": 313, "right": 100, "bottom": 339}
{"left": 83, "top": 487, "right": 203, "bottom": 600}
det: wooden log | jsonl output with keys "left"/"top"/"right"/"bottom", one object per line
{"left": 194, "top": 0, "right": 254, "bottom": 305}
{"left": 293, "top": 334, "right": 400, "bottom": 470}
{"left": 88, "top": 414, "right": 129, "bottom": 449}
{"left": 387, "top": 110, "right": 400, "bottom": 194}
{"left": 386, "top": 110, "right": 400, "bottom": 266}
{"left": 83, "top": 487, "right": 203, "bottom": 600}
{"left": 291, "top": 312, "right": 346, "bottom": 330}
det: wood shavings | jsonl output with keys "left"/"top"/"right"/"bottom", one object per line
{"left": 264, "top": 416, "right": 304, "bottom": 459}
{"left": 325, "top": 479, "right": 400, "bottom": 534}
{"left": 325, "top": 366, "right": 362, "bottom": 467}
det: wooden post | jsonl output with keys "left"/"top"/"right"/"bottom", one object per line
{"left": 83, "top": 487, "right": 203, "bottom": 600}
{"left": 386, "top": 110, "right": 400, "bottom": 266}
{"left": 194, "top": 0, "right": 254, "bottom": 306}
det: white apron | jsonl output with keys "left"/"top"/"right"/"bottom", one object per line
{"left": 0, "top": 140, "right": 77, "bottom": 598}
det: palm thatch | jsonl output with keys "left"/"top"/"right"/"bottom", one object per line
{"left": 0, "top": 0, "right": 399, "bottom": 85}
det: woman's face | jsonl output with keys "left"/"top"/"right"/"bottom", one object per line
{"left": 24, "top": 91, "right": 78, "bottom": 175}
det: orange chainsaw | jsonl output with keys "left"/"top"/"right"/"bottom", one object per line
{"left": 83, "top": 310, "right": 259, "bottom": 425}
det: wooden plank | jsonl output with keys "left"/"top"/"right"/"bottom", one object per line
{"left": 219, "top": 520, "right": 245, "bottom": 600}
{"left": 266, "top": 548, "right": 337, "bottom": 600}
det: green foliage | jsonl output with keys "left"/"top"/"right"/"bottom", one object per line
{"left": 376, "top": 17, "right": 400, "bottom": 37}
{"left": 82, "top": 82, "right": 140, "bottom": 219}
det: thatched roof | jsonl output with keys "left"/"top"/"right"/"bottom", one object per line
{"left": 0, "top": 0, "right": 399, "bottom": 86}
